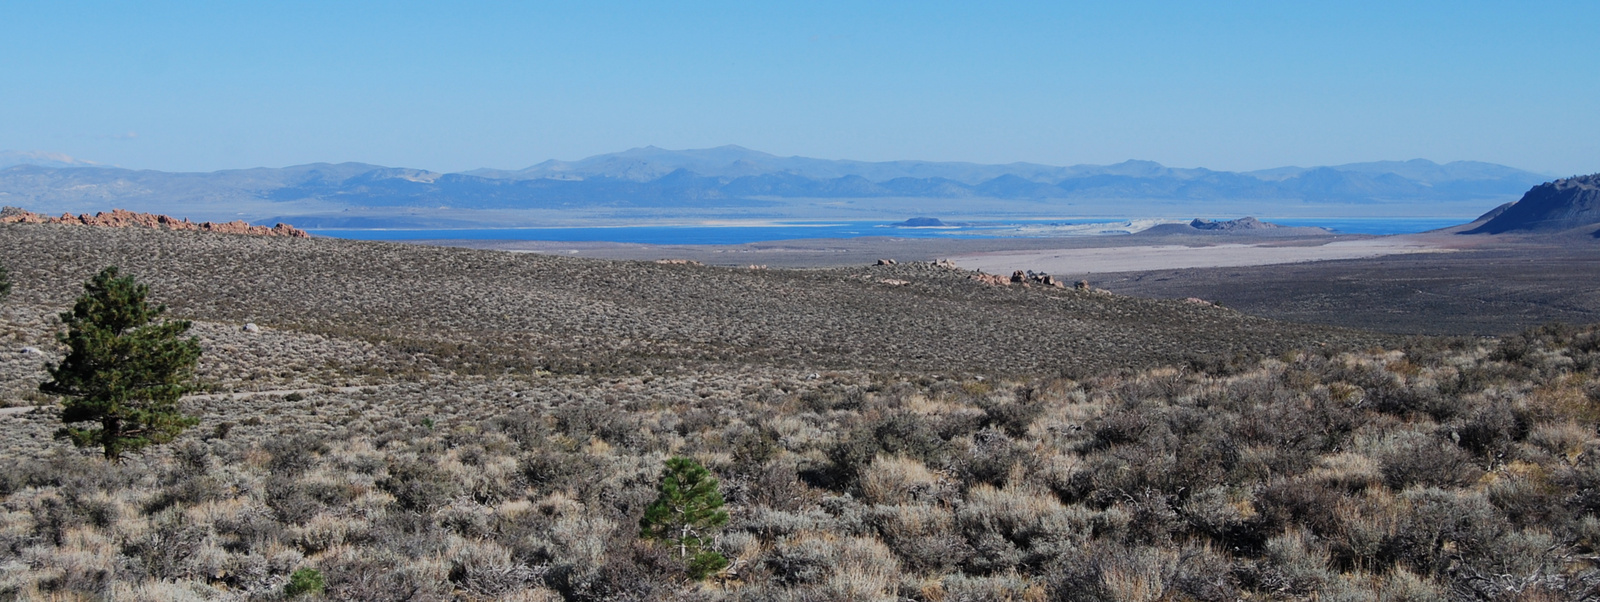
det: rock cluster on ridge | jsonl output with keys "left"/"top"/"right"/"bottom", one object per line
{"left": 0, "top": 207, "right": 308, "bottom": 237}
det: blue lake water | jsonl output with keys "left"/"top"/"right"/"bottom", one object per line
{"left": 309, "top": 222, "right": 991, "bottom": 245}
{"left": 309, "top": 217, "right": 1470, "bottom": 245}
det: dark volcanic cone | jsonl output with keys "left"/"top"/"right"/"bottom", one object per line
{"left": 1464, "top": 173, "right": 1600, "bottom": 234}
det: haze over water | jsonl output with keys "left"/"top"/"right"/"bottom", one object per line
{"left": 308, "top": 217, "right": 1465, "bottom": 245}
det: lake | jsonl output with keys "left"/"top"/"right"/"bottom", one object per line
{"left": 308, "top": 217, "right": 1468, "bottom": 245}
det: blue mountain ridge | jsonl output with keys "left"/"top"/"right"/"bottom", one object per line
{"left": 0, "top": 146, "right": 1554, "bottom": 216}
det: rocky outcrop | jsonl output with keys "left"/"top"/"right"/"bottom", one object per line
{"left": 1190, "top": 216, "right": 1278, "bottom": 231}
{"left": 969, "top": 273, "right": 1010, "bottom": 286}
{"left": 1137, "top": 217, "right": 1332, "bottom": 237}
{"left": 1463, "top": 174, "right": 1600, "bottom": 234}
{"left": 968, "top": 269, "right": 1086, "bottom": 289}
{"left": 1011, "top": 270, "right": 1066, "bottom": 288}
{"left": 0, "top": 207, "right": 308, "bottom": 237}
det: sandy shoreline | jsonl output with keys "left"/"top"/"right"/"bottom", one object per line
{"left": 948, "top": 236, "right": 1454, "bottom": 274}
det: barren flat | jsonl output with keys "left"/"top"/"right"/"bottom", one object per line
{"left": 1086, "top": 234, "right": 1600, "bottom": 335}
{"left": 422, "top": 231, "right": 1365, "bottom": 269}
{"left": 947, "top": 236, "right": 1453, "bottom": 274}
{"left": 417, "top": 229, "right": 1600, "bottom": 337}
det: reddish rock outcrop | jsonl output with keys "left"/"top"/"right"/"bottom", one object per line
{"left": 970, "top": 273, "right": 1010, "bottom": 286}
{"left": 0, "top": 207, "right": 308, "bottom": 237}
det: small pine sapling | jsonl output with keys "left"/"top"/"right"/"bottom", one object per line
{"left": 640, "top": 456, "right": 731, "bottom": 579}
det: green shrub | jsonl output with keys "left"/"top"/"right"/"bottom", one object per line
{"left": 687, "top": 550, "right": 729, "bottom": 580}
{"left": 285, "top": 567, "right": 325, "bottom": 597}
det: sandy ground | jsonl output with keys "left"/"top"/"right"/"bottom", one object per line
{"left": 949, "top": 236, "right": 1455, "bottom": 274}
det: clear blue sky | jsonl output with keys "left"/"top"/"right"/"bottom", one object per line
{"left": 2, "top": 1, "right": 1595, "bottom": 175}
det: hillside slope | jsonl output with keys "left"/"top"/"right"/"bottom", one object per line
{"left": 0, "top": 223, "right": 1376, "bottom": 378}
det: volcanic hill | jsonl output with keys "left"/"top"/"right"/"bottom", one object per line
{"left": 1464, "top": 173, "right": 1600, "bottom": 234}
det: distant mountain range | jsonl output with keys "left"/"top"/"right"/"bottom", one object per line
{"left": 0, "top": 146, "right": 1555, "bottom": 227}
{"left": 471, "top": 145, "right": 1545, "bottom": 189}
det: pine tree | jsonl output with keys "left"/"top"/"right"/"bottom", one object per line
{"left": 43, "top": 266, "right": 201, "bottom": 461}
{"left": 640, "top": 456, "right": 731, "bottom": 580}
{"left": 0, "top": 260, "right": 10, "bottom": 301}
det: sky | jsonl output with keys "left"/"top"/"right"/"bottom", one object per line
{"left": 1, "top": 1, "right": 1596, "bottom": 175}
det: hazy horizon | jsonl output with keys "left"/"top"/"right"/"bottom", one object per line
{"left": 3, "top": 2, "right": 1596, "bottom": 176}
{"left": 0, "top": 145, "right": 1568, "bottom": 179}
